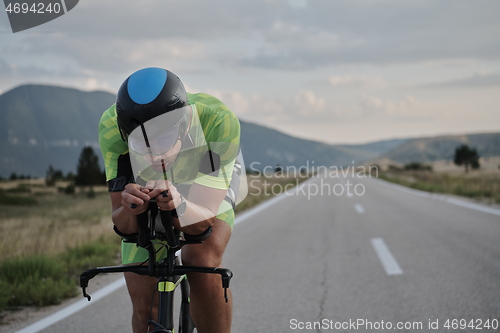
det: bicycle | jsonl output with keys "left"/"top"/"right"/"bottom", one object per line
{"left": 80, "top": 195, "right": 233, "bottom": 332}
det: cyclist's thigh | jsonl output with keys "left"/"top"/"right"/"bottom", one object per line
{"left": 181, "top": 218, "right": 231, "bottom": 267}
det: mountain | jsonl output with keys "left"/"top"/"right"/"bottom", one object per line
{"left": 0, "top": 84, "right": 498, "bottom": 178}
{"left": 380, "top": 133, "right": 500, "bottom": 163}
{"left": 239, "top": 121, "right": 393, "bottom": 171}
{"left": 0, "top": 84, "right": 115, "bottom": 178}
{"left": 0, "top": 84, "right": 375, "bottom": 178}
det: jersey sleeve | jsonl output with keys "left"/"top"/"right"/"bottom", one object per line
{"left": 193, "top": 99, "right": 241, "bottom": 190}
{"left": 98, "top": 104, "right": 132, "bottom": 191}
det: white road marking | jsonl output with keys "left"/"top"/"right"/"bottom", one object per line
{"left": 14, "top": 277, "right": 126, "bottom": 333}
{"left": 354, "top": 203, "right": 365, "bottom": 214}
{"left": 374, "top": 178, "right": 500, "bottom": 217}
{"left": 371, "top": 238, "right": 403, "bottom": 276}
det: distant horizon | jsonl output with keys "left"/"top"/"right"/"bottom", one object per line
{"left": 1, "top": 82, "right": 499, "bottom": 147}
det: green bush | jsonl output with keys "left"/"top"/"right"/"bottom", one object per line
{"left": 0, "top": 190, "right": 37, "bottom": 205}
{"left": 0, "top": 237, "right": 120, "bottom": 311}
{"left": 388, "top": 164, "right": 403, "bottom": 172}
{"left": 453, "top": 185, "right": 479, "bottom": 198}
{"left": 86, "top": 186, "right": 96, "bottom": 199}
{"left": 0, "top": 280, "right": 9, "bottom": 310}
{"left": 404, "top": 162, "right": 433, "bottom": 171}
{"left": 6, "top": 184, "right": 32, "bottom": 193}
{"left": 410, "top": 182, "right": 443, "bottom": 193}
{"left": 0, "top": 255, "right": 76, "bottom": 310}
{"left": 60, "top": 239, "right": 119, "bottom": 276}
{"left": 64, "top": 183, "right": 76, "bottom": 195}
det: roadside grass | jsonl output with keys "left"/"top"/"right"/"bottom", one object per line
{"left": 0, "top": 188, "right": 37, "bottom": 205}
{"left": 0, "top": 184, "right": 120, "bottom": 312}
{"left": 379, "top": 169, "right": 500, "bottom": 204}
{"left": 0, "top": 188, "right": 112, "bottom": 260}
{"left": 0, "top": 235, "right": 120, "bottom": 311}
{"left": 0, "top": 173, "right": 308, "bottom": 313}
{"left": 235, "top": 173, "right": 312, "bottom": 213}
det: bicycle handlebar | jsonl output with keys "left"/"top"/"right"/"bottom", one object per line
{"left": 80, "top": 190, "right": 231, "bottom": 303}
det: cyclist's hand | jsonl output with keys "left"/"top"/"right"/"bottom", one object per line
{"left": 121, "top": 183, "right": 151, "bottom": 214}
{"left": 145, "top": 180, "right": 181, "bottom": 211}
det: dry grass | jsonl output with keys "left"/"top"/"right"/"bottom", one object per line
{"left": 379, "top": 169, "right": 500, "bottom": 205}
{"left": 236, "top": 173, "right": 311, "bottom": 213}
{"left": 0, "top": 174, "right": 310, "bottom": 261}
{"left": 0, "top": 186, "right": 114, "bottom": 261}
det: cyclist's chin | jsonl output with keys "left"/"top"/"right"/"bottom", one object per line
{"left": 151, "top": 162, "right": 170, "bottom": 172}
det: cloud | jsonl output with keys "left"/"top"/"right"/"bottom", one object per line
{"left": 360, "top": 94, "right": 428, "bottom": 120}
{"left": 326, "top": 75, "right": 387, "bottom": 89}
{"left": 293, "top": 90, "right": 325, "bottom": 116}
{"left": 234, "top": 0, "right": 500, "bottom": 69}
{"left": 205, "top": 89, "right": 252, "bottom": 114}
{"left": 422, "top": 72, "right": 500, "bottom": 89}
{"left": 206, "top": 89, "right": 327, "bottom": 123}
{"left": 3, "top": 0, "right": 500, "bottom": 81}
{"left": 288, "top": 0, "right": 308, "bottom": 8}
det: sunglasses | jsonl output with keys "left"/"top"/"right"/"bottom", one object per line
{"left": 128, "top": 117, "right": 186, "bottom": 156}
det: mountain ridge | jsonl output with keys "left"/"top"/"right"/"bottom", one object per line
{"left": 0, "top": 84, "right": 498, "bottom": 177}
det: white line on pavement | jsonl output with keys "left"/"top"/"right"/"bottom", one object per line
{"left": 371, "top": 238, "right": 403, "bottom": 276}
{"left": 354, "top": 203, "right": 365, "bottom": 214}
{"left": 14, "top": 277, "right": 126, "bottom": 333}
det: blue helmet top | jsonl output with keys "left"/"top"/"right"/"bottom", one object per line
{"left": 116, "top": 67, "right": 189, "bottom": 138}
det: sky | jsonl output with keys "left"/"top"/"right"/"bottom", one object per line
{"left": 1, "top": 0, "right": 499, "bottom": 144}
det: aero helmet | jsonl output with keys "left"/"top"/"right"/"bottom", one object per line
{"left": 116, "top": 67, "right": 190, "bottom": 146}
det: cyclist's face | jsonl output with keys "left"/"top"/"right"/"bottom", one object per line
{"left": 144, "top": 139, "right": 182, "bottom": 172}
{"left": 129, "top": 124, "right": 180, "bottom": 156}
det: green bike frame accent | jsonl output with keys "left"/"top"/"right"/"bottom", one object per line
{"left": 158, "top": 275, "right": 186, "bottom": 292}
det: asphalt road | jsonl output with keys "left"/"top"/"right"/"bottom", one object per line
{"left": 11, "top": 174, "right": 500, "bottom": 332}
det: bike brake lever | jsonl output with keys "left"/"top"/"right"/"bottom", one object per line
{"left": 80, "top": 270, "right": 99, "bottom": 301}
{"left": 82, "top": 287, "right": 91, "bottom": 302}
{"left": 221, "top": 270, "right": 233, "bottom": 303}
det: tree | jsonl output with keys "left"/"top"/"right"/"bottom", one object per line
{"left": 453, "top": 144, "right": 480, "bottom": 173}
{"left": 45, "top": 165, "right": 56, "bottom": 186}
{"left": 75, "top": 146, "right": 105, "bottom": 186}
{"left": 46, "top": 165, "right": 64, "bottom": 186}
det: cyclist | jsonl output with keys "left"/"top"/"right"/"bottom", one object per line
{"left": 98, "top": 67, "right": 240, "bottom": 333}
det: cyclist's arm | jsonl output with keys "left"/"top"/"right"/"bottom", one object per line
{"left": 110, "top": 184, "right": 150, "bottom": 235}
{"left": 181, "top": 183, "right": 227, "bottom": 235}
{"left": 110, "top": 182, "right": 225, "bottom": 236}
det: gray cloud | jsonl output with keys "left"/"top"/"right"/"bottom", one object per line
{"left": 422, "top": 72, "right": 500, "bottom": 89}
{"left": 234, "top": 0, "right": 500, "bottom": 69}
{"left": 2, "top": 0, "right": 499, "bottom": 79}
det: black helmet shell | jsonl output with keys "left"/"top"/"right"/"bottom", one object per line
{"left": 116, "top": 67, "right": 189, "bottom": 137}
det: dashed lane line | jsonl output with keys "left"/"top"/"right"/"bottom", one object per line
{"left": 354, "top": 203, "right": 365, "bottom": 214}
{"left": 371, "top": 238, "right": 403, "bottom": 276}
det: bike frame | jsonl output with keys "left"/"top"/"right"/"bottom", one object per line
{"left": 80, "top": 201, "right": 232, "bottom": 333}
